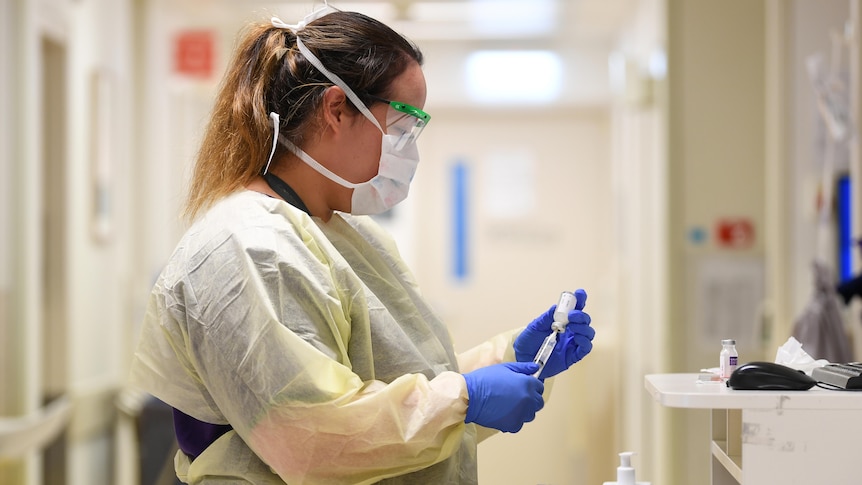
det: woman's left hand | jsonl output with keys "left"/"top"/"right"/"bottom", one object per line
{"left": 513, "top": 289, "right": 595, "bottom": 380}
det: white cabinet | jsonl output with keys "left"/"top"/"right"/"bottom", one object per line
{"left": 645, "top": 373, "right": 862, "bottom": 485}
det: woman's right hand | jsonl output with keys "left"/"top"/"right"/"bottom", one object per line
{"left": 462, "top": 362, "right": 545, "bottom": 433}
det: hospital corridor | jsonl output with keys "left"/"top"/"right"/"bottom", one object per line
{"left": 2, "top": 0, "right": 861, "bottom": 484}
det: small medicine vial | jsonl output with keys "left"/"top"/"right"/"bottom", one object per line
{"left": 719, "top": 339, "right": 738, "bottom": 379}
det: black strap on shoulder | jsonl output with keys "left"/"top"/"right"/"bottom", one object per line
{"left": 262, "top": 172, "right": 311, "bottom": 216}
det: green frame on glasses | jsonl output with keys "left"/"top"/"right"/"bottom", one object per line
{"left": 368, "top": 95, "right": 431, "bottom": 125}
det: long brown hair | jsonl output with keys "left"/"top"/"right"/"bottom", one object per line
{"left": 183, "top": 10, "right": 423, "bottom": 221}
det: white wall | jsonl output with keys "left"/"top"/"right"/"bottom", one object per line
{"left": 411, "top": 107, "right": 616, "bottom": 484}
{"left": 64, "top": 0, "right": 136, "bottom": 482}
{"left": 0, "top": 0, "right": 12, "bottom": 415}
{"left": 0, "top": 0, "right": 136, "bottom": 483}
{"left": 608, "top": 1, "right": 669, "bottom": 482}
{"left": 665, "top": 1, "right": 767, "bottom": 484}
{"left": 4, "top": 0, "right": 48, "bottom": 482}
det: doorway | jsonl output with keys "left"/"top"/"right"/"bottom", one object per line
{"left": 41, "top": 35, "right": 69, "bottom": 485}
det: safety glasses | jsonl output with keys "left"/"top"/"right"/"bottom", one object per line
{"left": 369, "top": 95, "right": 431, "bottom": 150}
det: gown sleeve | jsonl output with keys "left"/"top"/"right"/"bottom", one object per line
{"left": 456, "top": 328, "right": 521, "bottom": 373}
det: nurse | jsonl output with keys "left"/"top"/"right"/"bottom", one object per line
{"left": 129, "top": 3, "right": 595, "bottom": 484}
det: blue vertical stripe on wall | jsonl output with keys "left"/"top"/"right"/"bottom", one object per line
{"left": 452, "top": 161, "right": 468, "bottom": 280}
{"left": 838, "top": 174, "right": 852, "bottom": 282}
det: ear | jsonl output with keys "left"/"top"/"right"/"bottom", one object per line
{"left": 320, "top": 86, "right": 351, "bottom": 135}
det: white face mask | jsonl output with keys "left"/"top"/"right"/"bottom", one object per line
{"left": 264, "top": 19, "right": 425, "bottom": 216}
{"left": 278, "top": 131, "right": 419, "bottom": 215}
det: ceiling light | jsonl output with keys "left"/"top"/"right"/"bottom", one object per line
{"left": 465, "top": 50, "right": 563, "bottom": 105}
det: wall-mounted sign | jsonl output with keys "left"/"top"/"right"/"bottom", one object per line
{"left": 174, "top": 30, "right": 214, "bottom": 78}
{"left": 715, "top": 218, "right": 755, "bottom": 249}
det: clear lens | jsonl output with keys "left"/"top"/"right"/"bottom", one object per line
{"left": 384, "top": 102, "right": 429, "bottom": 150}
{"left": 387, "top": 115, "right": 425, "bottom": 150}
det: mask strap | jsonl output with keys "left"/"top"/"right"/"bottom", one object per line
{"left": 262, "top": 112, "right": 280, "bottom": 175}
{"left": 266, "top": 4, "right": 336, "bottom": 175}
{"left": 268, "top": 2, "right": 383, "bottom": 181}
{"left": 278, "top": 134, "right": 360, "bottom": 188}
{"left": 294, "top": 37, "right": 383, "bottom": 133}
{"left": 271, "top": 6, "right": 384, "bottom": 133}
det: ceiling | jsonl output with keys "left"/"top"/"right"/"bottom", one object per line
{"left": 185, "top": 0, "right": 639, "bottom": 45}
{"left": 168, "top": 0, "right": 644, "bottom": 106}
{"left": 338, "top": 0, "right": 636, "bottom": 44}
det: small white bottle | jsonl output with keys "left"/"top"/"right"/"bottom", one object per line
{"left": 602, "top": 451, "right": 651, "bottom": 485}
{"left": 719, "top": 339, "right": 739, "bottom": 380}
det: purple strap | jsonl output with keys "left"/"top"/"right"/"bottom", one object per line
{"left": 172, "top": 408, "right": 233, "bottom": 460}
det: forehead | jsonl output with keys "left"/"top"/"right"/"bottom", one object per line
{"left": 387, "top": 62, "right": 427, "bottom": 110}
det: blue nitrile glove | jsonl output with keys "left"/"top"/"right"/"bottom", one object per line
{"left": 463, "top": 362, "right": 545, "bottom": 433}
{"left": 513, "top": 289, "right": 595, "bottom": 380}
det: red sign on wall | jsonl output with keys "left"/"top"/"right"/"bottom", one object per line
{"left": 715, "top": 218, "right": 755, "bottom": 249}
{"left": 174, "top": 30, "right": 215, "bottom": 78}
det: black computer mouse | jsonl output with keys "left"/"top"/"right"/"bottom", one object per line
{"left": 727, "top": 361, "right": 817, "bottom": 390}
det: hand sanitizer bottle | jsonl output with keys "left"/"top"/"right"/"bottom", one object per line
{"left": 602, "top": 451, "right": 651, "bottom": 485}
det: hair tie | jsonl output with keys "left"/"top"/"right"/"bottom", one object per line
{"left": 271, "top": 1, "right": 336, "bottom": 33}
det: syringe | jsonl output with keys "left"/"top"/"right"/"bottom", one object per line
{"left": 532, "top": 291, "right": 578, "bottom": 378}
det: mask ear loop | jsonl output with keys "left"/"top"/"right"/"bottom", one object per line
{"left": 262, "top": 112, "right": 280, "bottom": 175}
